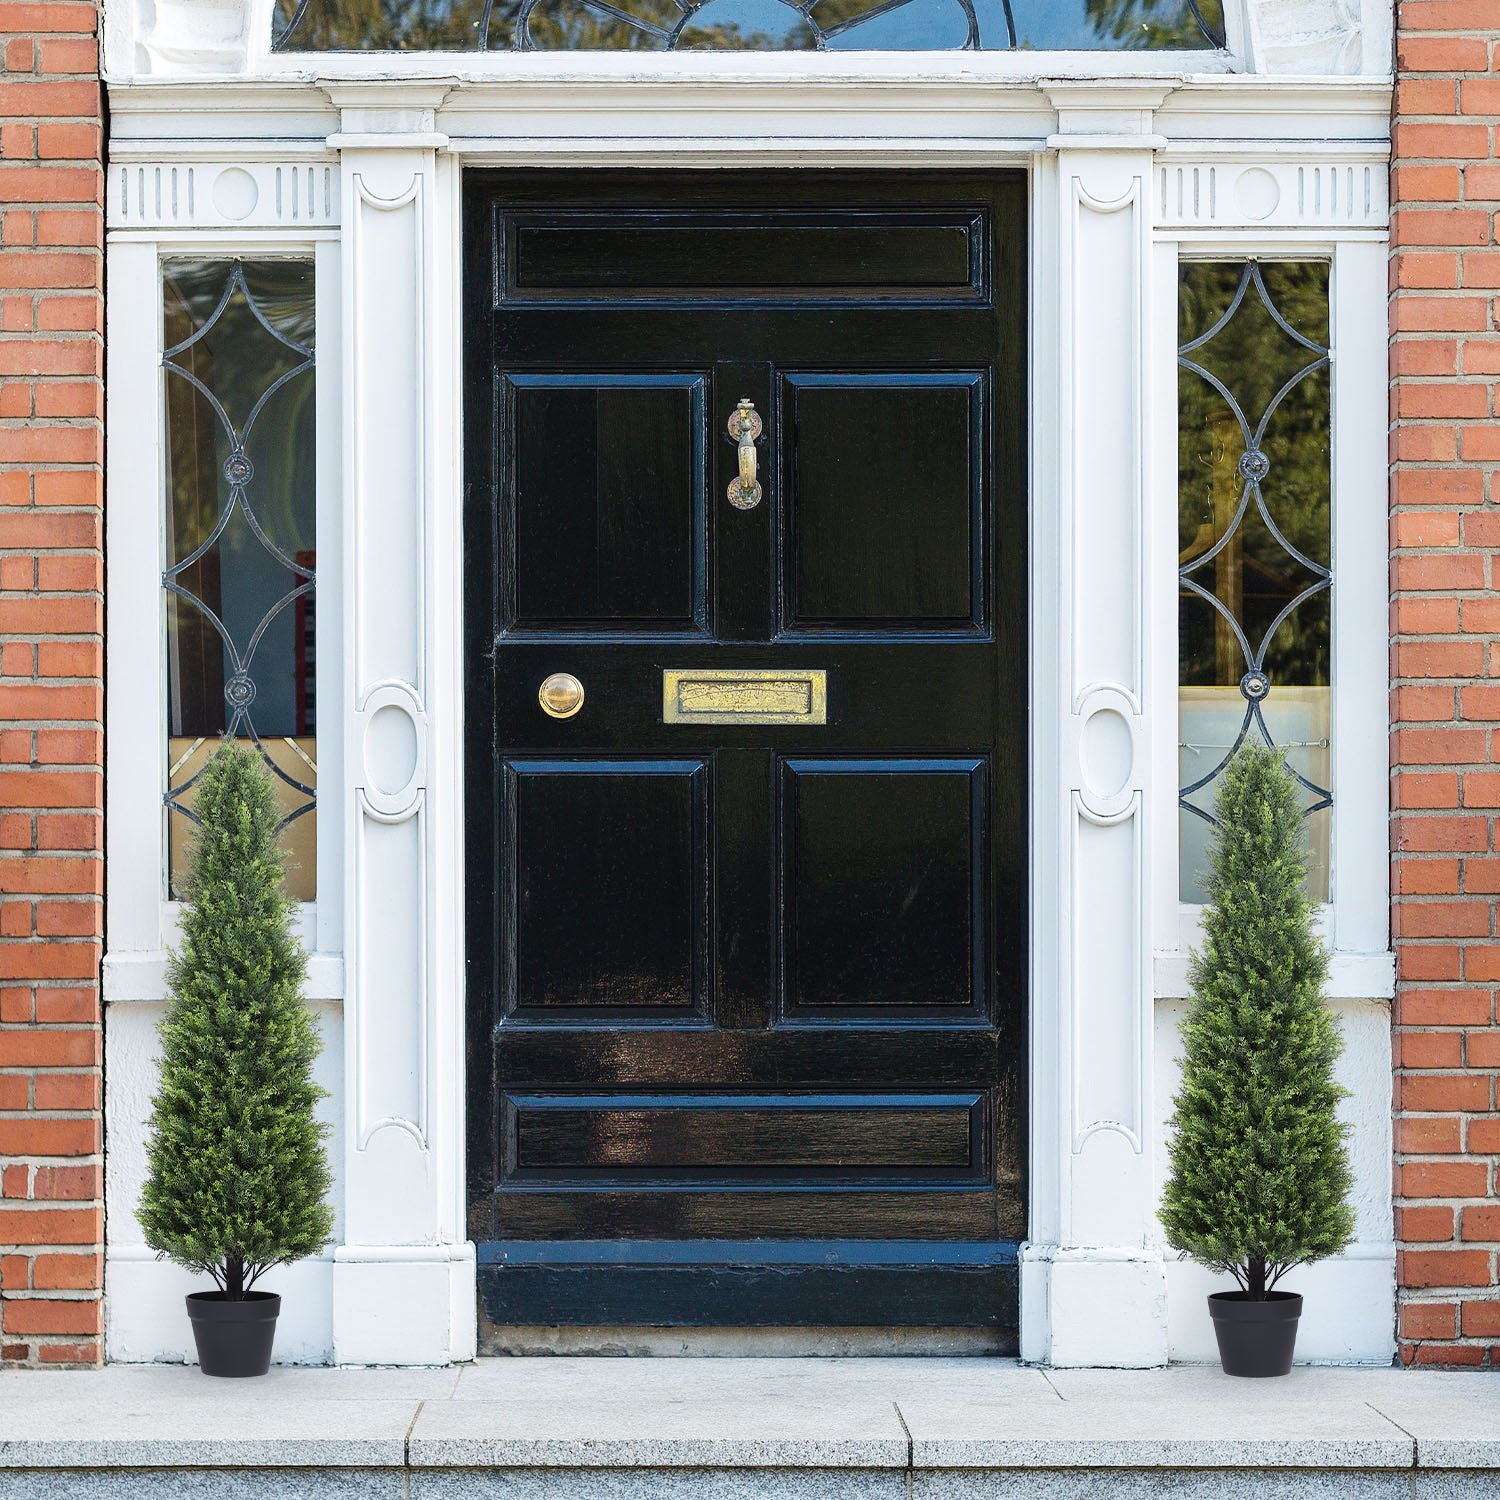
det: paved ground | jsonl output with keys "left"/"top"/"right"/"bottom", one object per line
{"left": 0, "top": 1360, "right": 1498, "bottom": 1496}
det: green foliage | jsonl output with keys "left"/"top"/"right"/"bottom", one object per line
{"left": 1178, "top": 260, "right": 1332, "bottom": 693}
{"left": 276, "top": 0, "right": 490, "bottom": 50}
{"left": 138, "top": 742, "right": 333, "bottom": 1299}
{"left": 1083, "top": 0, "right": 1225, "bottom": 48}
{"left": 1159, "top": 742, "right": 1354, "bottom": 1298}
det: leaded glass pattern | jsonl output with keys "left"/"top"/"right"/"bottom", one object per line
{"left": 1178, "top": 260, "right": 1332, "bottom": 904}
{"left": 273, "top": 0, "right": 1224, "bottom": 51}
{"left": 163, "top": 259, "right": 318, "bottom": 901}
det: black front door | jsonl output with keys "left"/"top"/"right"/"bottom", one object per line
{"left": 464, "top": 169, "right": 1026, "bottom": 1342}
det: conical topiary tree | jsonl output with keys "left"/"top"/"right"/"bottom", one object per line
{"left": 1160, "top": 741, "right": 1354, "bottom": 1299}
{"left": 138, "top": 741, "right": 333, "bottom": 1299}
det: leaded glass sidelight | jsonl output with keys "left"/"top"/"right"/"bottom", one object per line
{"left": 1178, "top": 260, "right": 1331, "bottom": 904}
{"left": 163, "top": 259, "right": 318, "bottom": 902}
{"left": 273, "top": 0, "right": 1224, "bottom": 51}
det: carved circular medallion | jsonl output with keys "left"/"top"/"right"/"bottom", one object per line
{"left": 212, "top": 167, "right": 260, "bottom": 222}
{"left": 1233, "top": 167, "right": 1281, "bottom": 222}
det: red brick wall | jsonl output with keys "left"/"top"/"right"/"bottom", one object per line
{"left": 0, "top": 0, "right": 104, "bottom": 1368}
{"left": 1391, "top": 0, "right": 1500, "bottom": 1364}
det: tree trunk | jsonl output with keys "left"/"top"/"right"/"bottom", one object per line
{"left": 225, "top": 1254, "right": 245, "bottom": 1301}
{"left": 1246, "top": 1255, "right": 1267, "bottom": 1300}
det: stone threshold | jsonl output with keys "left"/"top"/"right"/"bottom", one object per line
{"left": 1, "top": 1360, "right": 1498, "bottom": 1497}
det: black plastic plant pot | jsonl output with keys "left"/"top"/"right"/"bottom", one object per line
{"left": 186, "top": 1291, "right": 281, "bottom": 1377}
{"left": 1208, "top": 1290, "right": 1302, "bottom": 1377}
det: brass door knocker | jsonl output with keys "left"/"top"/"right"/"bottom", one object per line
{"left": 727, "top": 398, "right": 763, "bottom": 510}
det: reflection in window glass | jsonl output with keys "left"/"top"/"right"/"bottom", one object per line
{"left": 1009, "top": 0, "right": 1221, "bottom": 47}
{"left": 163, "top": 260, "right": 317, "bottom": 902}
{"left": 1178, "top": 260, "right": 1331, "bottom": 904}
{"left": 273, "top": 0, "right": 1222, "bottom": 50}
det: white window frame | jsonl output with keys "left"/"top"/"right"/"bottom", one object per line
{"left": 1149, "top": 230, "right": 1392, "bottom": 1001}
{"left": 103, "top": 231, "right": 345, "bottom": 1002}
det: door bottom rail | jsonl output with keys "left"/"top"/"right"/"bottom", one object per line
{"left": 477, "top": 1239, "right": 1020, "bottom": 1335}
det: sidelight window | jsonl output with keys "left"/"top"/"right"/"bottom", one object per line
{"left": 273, "top": 0, "right": 1224, "bottom": 52}
{"left": 1177, "top": 259, "right": 1332, "bottom": 904}
{"left": 162, "top": 258, "right": 318, "bottom": 902}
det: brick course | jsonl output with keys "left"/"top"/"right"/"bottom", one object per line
{"left": 0, "top": 0, "right": 103, "bottom": 1368}
{"left": 1392, "top": 0, "right": 1500, "bottom": 1366}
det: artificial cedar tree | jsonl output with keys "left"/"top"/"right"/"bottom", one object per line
{"left": 137, "top": 742, "right": 332, "bottom": 1299}
{"left": 1160, "top": 742, "right": 1355, "bottom": 1299}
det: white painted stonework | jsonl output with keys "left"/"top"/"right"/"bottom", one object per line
{"left": 102, "top": 0, "right": 1394, "bottom": 1368}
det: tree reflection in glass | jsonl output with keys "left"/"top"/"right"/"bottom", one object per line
{"left": 1177, "top": 260, "right": 1331, "bottom": 903}
{"left": 275, "top": 0, "right": 1222, "bottom": 49}
{"left": 163, "top": 260, "right": 318, "bottom": 901}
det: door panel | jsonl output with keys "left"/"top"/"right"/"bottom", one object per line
{"left": 784, "top": 374, "right": 984, "bottom": 630}
{"left": 505, "top": 760, "right": 708, "bottom": 1018}
{"left": 507, "top": 374, "right": 706, "bottom": 632}
{"left": 506, "top": 1093, "right": 985, "bottom": 1175}
{"left": 502, "top": 209, "right": 988, "bottom": 301}
{"left": 491, "top": 1025, "right": 1009, "bottom": 1089}
{"left": 465, "top": 169, "right": 1026, "bottom": 1340}
{"left": 781, "top": 758, "right": 986, "bottom": 1018}
{"left": 492, "top": 1187, "right": 1000, "bottom": 1241}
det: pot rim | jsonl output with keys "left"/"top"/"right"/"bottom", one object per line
{"left": 186, "top": 1290, "right": 281, "bottom": 1302}
{"left": 185, "top": 1290, "right": 283, "bottom": 1317}
{"left": 1207, "top": 1290, "right": 1303, "bottom": 1304}
{"left": 1207, "top": 1289, "right": 1303, "bottom": 1321}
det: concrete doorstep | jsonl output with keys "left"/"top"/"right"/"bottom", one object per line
{"left": 0, "top": 1361, "right": 1497, "bottom": 1498}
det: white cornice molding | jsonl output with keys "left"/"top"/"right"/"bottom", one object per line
{"left": 1159, "top": 73, "right": 1389, "bottom": 107}
{"left": 321, "top": 81, "right": 457, "bottom": 153}
{"left": 321, "top": 79, "right": 456, "bottom": 120}
{"left": 320, "top": 79, "right": 458, "bottom": 103}
{"left": 1041, "top": 79, "right": 1176, "bottom": 151}
{"left": 104, "top": 70, "right": 1391, "bottom": 103}
{"left": 1156, "top": 74, "right": 1392, "bottom": 144}
{"left": 1042, "top": 79, "right": 1178, "bottom": 111}
{"left": 106, "top": 75, "right": 1391, "bottom": 163}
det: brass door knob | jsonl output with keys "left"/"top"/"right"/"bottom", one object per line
{"left": 538, "top": 673, "right": 585, "bottom": 719}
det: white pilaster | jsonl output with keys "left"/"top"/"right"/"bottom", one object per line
{"left": 1025, "top": 82, "right": 1172, "bottom": 1368}
{"left": 326, "top": 83, "right": 474, "bottom": 1366}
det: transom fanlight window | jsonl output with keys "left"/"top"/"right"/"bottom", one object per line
{"left": 274, "top": 0, "right": 1224, "bottom": 51}
{"left": 163, "top": 259, "right": 318, "bottom": 902}
{"left": 1177, "top": 259, "right": 1332, "bottom": 905}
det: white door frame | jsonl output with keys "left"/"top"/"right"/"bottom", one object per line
{"left": 102, "top": 69, "right": 1392, "bottom": 1366}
